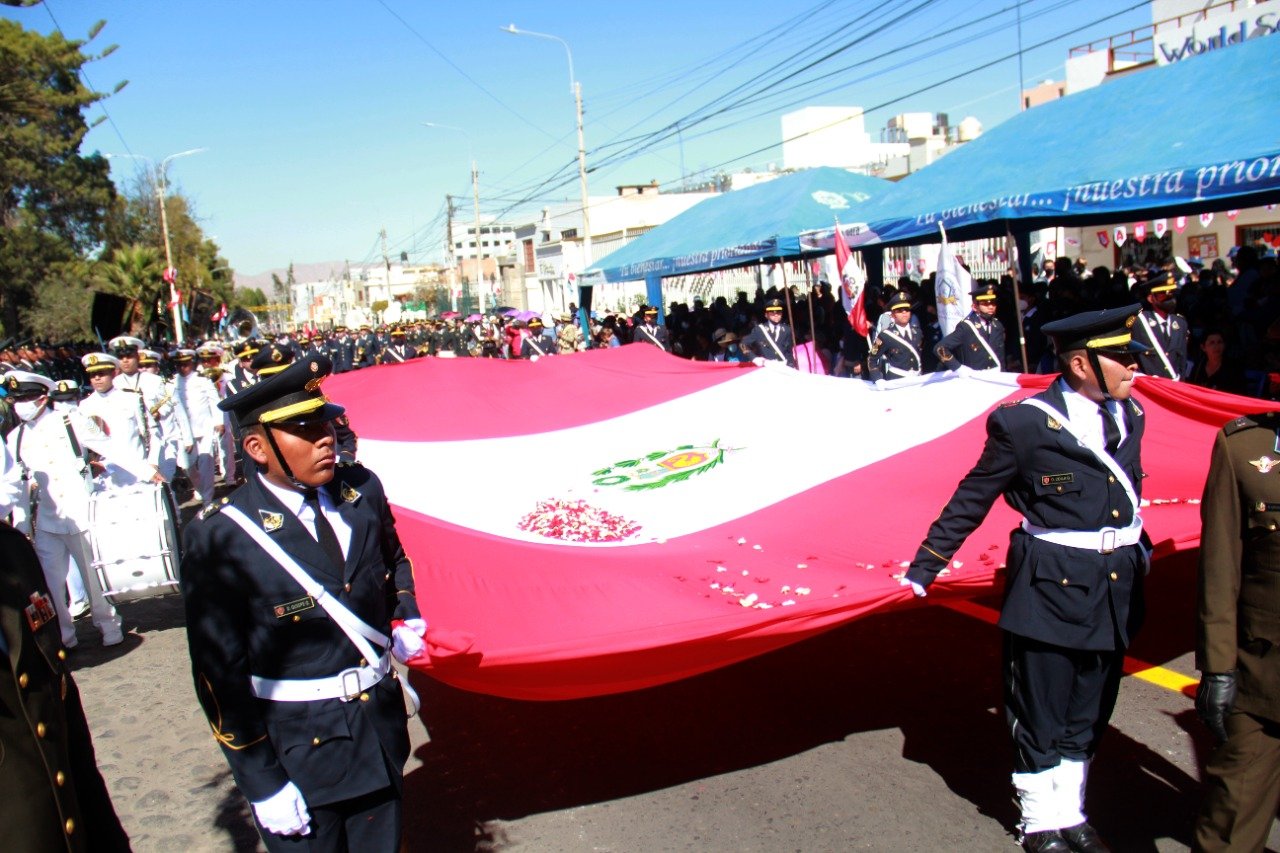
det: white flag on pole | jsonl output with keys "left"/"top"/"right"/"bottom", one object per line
{"left": 935, "top": 224, "right": 971, "bottom": 336}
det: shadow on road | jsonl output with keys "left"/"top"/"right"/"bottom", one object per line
{"left": 400, "top": 551, "right": 1204, "bottom": 852}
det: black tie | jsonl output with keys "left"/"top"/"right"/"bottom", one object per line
{"left": 303, "top": 488, "right": 345, "bottom": 571}
{"left": 1099, "top": 403, "right": 1121, "bottom": 454}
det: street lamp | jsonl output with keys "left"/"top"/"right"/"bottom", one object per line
{"left": 423, "top": 122, "right": 485, "bottom": 314}
{"left": 502, "top": 24, "right": 592, "bottom": 288}
{"left": 106, "top": 147, "right": 206, "bottom": 344}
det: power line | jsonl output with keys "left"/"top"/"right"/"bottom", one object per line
{"left": 43, "top": 0, "right": 135, "bottom": 158}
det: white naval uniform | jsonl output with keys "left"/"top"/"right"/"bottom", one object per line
{"left": 174, "top": 370, "right": 222, "bottom": 506}
{"left": 79, "top": 387, "right": 148, "bottom": 487}
{"left": 115, "top": 369, "right": 193, "bottom": 480}
{"left": 6, "top": 404, "right": 157, "bottom": 645}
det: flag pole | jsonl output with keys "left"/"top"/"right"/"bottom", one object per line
{"left": 803, "top": 258, "right": 818, "bottom": 371}
{"left": 1005, "top": 224, "right": 1030, "bottom": 372}
{"left": 778, "top": 261, "right": 798, "bottom": 368}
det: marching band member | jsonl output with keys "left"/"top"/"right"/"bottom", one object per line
{"left": 172, "top": 348, "right": 222, "bottom": 509}
{"left": 112, "top": 337, "right": 194, "bottom": 483}
{"left": 4, "top": 371, "right": 162, "bottom": 648}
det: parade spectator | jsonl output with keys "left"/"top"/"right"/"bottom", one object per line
{"left": 1187, "top": 330, "right": 1248, "bottom": 395}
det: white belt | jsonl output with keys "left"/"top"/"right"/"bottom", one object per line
{"left": 1021, "top": 519, "right": 1143, "bottom": 553}
{"left": 250, "top": 653, "right": 392, "bottom": 702}
{"left": 885, "top": 364, "right": 920, "bottom": 377}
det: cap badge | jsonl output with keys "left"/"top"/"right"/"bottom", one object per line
{"left": 259, "top": 510, "right": 285, "bottom": 532}
{"left": 271, "top": 348, "right": 283, "bottom": 363}
{"left": 304, "top": 377, "right": 324, "bottom": 392}
{"left": 1125, "top": 316, "right": 1136, "bottom": 328}
{"left": 310, "top": 362, "right": 319, "bottom": 373}
{"left": 87, "top": 355, "right": 99, "bottom": 366}
{"left": 1250, "top": 456, "right": 1279, "bottom": 474}
{"left": 341, "top": 483, "right": 360, "bottom": 504}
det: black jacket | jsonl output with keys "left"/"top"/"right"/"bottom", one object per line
{"left": 907, "top": 380, "right": 1149, "bottom": 651}
{"left": 181, "top": 466, "right": 420, "bottom": 807}
{"left": 935, "top": 312, "right": 1006, "bottom": 371}
{"left": 0, "top": 523, "right": 129, "bottom": 852}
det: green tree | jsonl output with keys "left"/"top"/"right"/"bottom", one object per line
{"left": 95, "top": 243, "right": 162, "bottom": 333}
{"left": 0, "top": 18, "right": 119, "bottom": 337}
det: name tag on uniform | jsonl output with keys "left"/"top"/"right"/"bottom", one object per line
{"left": 273, "top": 596, "right": 315, "bottom": 618}
{"left": 1041, "top": 473, "right": 1074, "bottom": 486}
{"left": 25, "top": 592, "right": 57, "bottom": 632}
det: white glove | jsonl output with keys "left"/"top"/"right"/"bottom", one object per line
{"left": 392, "top": 618, "right": 428, "bottom": 663}
{"left": 252, "top": 781, "right": 311, "bottom": 836}
{"left": 874, "top": 378, "right": 888, "bottom": 389}
{"left": 899, "top": 576, "right": 927, "bottom": 598}
{"left": 752, "top": 357, "right": 766, "bottom": 367}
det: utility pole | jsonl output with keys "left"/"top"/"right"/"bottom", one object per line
{"left": 445, "top": 194, "right": 458, "bottom": 312}
{"left": 472, "top": 160, "right": 485, "bottom": 314}
{"left": 380, "top": 227, "right": 391, "bottom": 325}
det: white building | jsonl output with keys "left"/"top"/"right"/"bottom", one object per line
{"left": 510, "top": 183, "right": 718, "bottom": 315}
{"left": 781, "top": 106, "right": 908, "bottom": 172}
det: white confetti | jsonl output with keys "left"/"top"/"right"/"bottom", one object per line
{"left": 899, "top": 561, "right": 910, "bottom": 568}
{"left": 952, "top": 560, "right": 963, "bottom": 569}
{"left": 754, "top": 602, "right": 773, "bottom": 609}
{"left": 710, "top": 582, "right": 720, "bottom": 589}
{"left": 795, "top": 587, "right": 811, "bottom": 595}
{"left": 752, "top": 544, "right": 763, "bottom": 551}
{"left": 782, "top": 599, "right": 797, "bottom": 606}
{"left": 740, "top": 593, "right": 759, "bottom": 607}
{"left": 741, "top": 569, "right": 750, "bottom": 576}
{"left": 737, "top": 537, "right": 747, "bottom": 545}
{"left": 796, "top": 563, "right": 807, "bottom": 569}
{"left": 716, "top": 566, "right": 727, "bottom": 573}
{"left": 780, "top": 585, "right": 791, "bottom": 593}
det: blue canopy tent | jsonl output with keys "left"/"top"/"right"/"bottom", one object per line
{"left": 843, "top": 35, "right": 1280, "bottom": 253}
{"left": 581, "top": 167, "right": 894, "bottom": 316}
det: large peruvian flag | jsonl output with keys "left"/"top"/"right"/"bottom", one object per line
{"left": 327, "top": 347, "right": 1268, "bottom": 700}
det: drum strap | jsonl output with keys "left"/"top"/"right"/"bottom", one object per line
{"left": 13, "top": 423, "right": 36, "bottom": 533}
{"left": 221, "top": 505, "right": 419, "bottom": 716}
{"left": 61, "top": 414, "right": 89, "bottom": 477}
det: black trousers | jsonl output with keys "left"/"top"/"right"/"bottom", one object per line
{"left": 256, "top": 784, "right": 401, "bottom": 853}
{"left": 1003, "top": 632, "right": 1125, "bottom": 773}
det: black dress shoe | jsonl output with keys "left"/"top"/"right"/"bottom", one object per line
{"left": 1060, "top": 823, "right": 1110, "bottom": 852}
{"left": 1023, "top": 829, "right": 1072, "bottom": 852}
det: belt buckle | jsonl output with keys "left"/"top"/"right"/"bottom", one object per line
{"left": 1099, "top": 528, "right": 1117, "bottom": 555}
{"left": 338, "top": 667, "right": 363, "bottom": 701}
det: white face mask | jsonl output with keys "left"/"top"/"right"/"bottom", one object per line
{"left": 13, "top": 399, "right": 44, "bottom": 422}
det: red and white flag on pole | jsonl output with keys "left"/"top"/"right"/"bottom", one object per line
{"left": 833, "top": 222, "right": 869, "bottom": 336}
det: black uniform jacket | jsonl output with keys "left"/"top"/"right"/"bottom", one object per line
{"left": 906, "top": 380, "right": 1149, "bottom": 651}
{"left": 741, "top": 322, "right": 796, "bottom": 368}
{"left": 520, "top": 333, "right": 557, "bottom": 359}
{"left": 1198, "top": 413, "right": 1280, "bottom": 722}
{"left": 631, "top": 323, "right": 671, "bottom": 351}
{"left": 867, "top": 320, "right": 924, "bottom": 380}
{"left": 935, "top": 312, "right": 1006, "bottom": 371}
{"left": 1132, "top": 309, "right": 1188, "bottom": 380}
{"left": 0, "top": 523, "right": 129, "bottom": 853}
{"left": 181, "top": 466, "right": 420, "bottom": 807}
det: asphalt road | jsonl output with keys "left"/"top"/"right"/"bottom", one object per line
{"left": 68, "top": 548, "right": 1280, "bottom": 852}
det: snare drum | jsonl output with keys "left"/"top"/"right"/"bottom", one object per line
{"left": 88, "top": 482, "right": 182, "bottom": 603}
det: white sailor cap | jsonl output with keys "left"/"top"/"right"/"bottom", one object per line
{"left": 81, "top": 352, "right": 122, "bottom": 373}
{"left": 139, "top": 349, "right": 162, "bottom": 365}
{"left": 108, "top": 335, "right": 147, "bottom": 354}
{"left": 2, "top": 370, "right": 56, "bottom": 397}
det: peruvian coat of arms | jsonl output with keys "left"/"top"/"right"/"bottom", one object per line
{"left": 591, "top": 441, "right": 729, "bottom": 491}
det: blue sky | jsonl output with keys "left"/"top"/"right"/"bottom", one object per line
{"left": 4, "top": 1, "right": 1153, "bottom": 277}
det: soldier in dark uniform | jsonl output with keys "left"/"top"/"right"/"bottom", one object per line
{"left": 331, "top": 328, "right": 355, "bottom": 374}
{"left": 226, "top": 339, "right": 262, "bottom": 396}
{"left": 181, "top": 354, "right": 463, "bottom": 851}
{"left": 631, "top": 305, "right": 671, "bottom": 352}
{"left": 520, "top": 318, "right": 557, "bottom": 359}
{"left": 867, "top": 291, "right": 924, "bottom": 381}
{"left": 376, "top": 328, "right": 415, "bottom": 365}
{"left": 741, "top": 297, "right": 796, "bottom": 368}
{"left": 1193, "top": 411, "right": 1280, "bottom": 850}
{"left": 936, "top": 281, "right": 1006, "bottom": 371}
{"left": 1130, "top": 270, "right": 1188, "bottom": 380}
{"left": 0, "top": 483, "right": 130, "bottom": 851}
{"left": 904, "top": 305, "right": 1152, "bottom": 853}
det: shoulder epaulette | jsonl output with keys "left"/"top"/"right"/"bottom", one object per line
{"left": 198, "top": 496, "right": 230, "bottom": 521}
{"left": 1224, "top": 413, "right": 1275, "bottom": 436}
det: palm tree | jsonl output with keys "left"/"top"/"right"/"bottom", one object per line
{"left": 97, "top": 243, "right": 161, "bottom": 333}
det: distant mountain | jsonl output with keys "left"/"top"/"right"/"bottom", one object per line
{"left": 235, "top": 260, "right": 351, "bottom": 292}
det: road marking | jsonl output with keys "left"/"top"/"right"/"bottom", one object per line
{"left": 938, "top": 598, "right": 1198, "bottom": 697}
